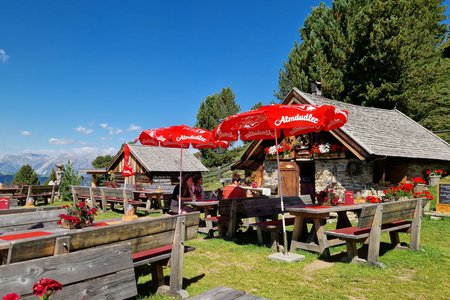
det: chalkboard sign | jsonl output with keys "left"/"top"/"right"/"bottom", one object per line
{"left": 438, "top": 183, "right": 450, "bottom": 205}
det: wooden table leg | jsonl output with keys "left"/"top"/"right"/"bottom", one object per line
{"left": 289, "top": 214, "right": 304, "bottom": 252}
{"left": 336, "top": 211, "right": 352, "bottom": 228}
{"left": 313, "top": 218, "right": 330, "bottom": 257}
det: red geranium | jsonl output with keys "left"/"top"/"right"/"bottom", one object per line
{"left": 3, "top": 294, "right": 20, "bottom": 300}
{"left": 365, "top": 195, "right": 381, "bottom": 203}
{"left": 425, "top": 169, "right": 447, "bottom": 177}
{"left": 33, "top": 278, "right": 62, "bottom": 299}
{"left": 411, "top": 177, "right": 426, "bottom": 185}
{"left": 413, "top": 190, "right": 434, "bottom": 201}
{"left": 58, "top": 202, "right": 97, "bottom": 226}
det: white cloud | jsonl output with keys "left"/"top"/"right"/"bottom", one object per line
{"left": 48, "top": 138, "right": 74, "bottom": 145}
{"left": 75, "top": 126, "right": 93, "bottom": 135}
{"left": 127, "top": 124, "right": 141, "bottom": 131}
{"left": 20, "top": 130, "right": 32, "bottom": 136}
{"left": 109, "top": 128, "right": 122, "bottom": 135}
{"left": 24, "top": 146, "right": 117, "bottom": 158}
{"left": 0, "top": 49, "right": 9, "bottom": 63}
{"left": 99, "top": 122, "right": 122, "bottom": 135}
{"left": 100, "top": 137, "right": 112, "bottom": 141}
{"left": 71, "top": 146, "right": 117, "bottom": 157}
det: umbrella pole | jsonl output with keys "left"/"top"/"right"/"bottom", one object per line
{"left": 179, "top": 146, "right": 183, "bottom": 214}
{"left": 274, "top": 129, "right": 289, "bottom": 256}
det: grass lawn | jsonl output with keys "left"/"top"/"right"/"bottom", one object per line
{"left": 131, "top": 216, "right": 450, "bottom": 300}
{"left": 50, "top": 182, "right": 449, "bottom": 299}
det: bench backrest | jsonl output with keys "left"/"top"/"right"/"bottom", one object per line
{"left": 27, "top": 185, "right": 56, "bottom": 204}
{"left": 0, "top": 209, "right": 65, "bottom": 233}
{"left": 101, "top": 187, "right": 133, "bottom": 200}
{"left": 219, "top": 196, "right": 302, "bottom": 218}
{"left": 0, "top": 205, "right": 62, "bottom": 216}
{"left": 91, "top": 187, "right": 103, "bottom": 198}
{"left": 28, "top": 185, "right": 55, "bottom": 194}
{"left": 0, "top": 242, "right": 137, "bottom": 299}
{"left": 71, "top": 186, "right": 90, "bottom": 199}
{"left": 3, "top": 211, "right": 200, "bottom": 264}
{"left": 358, "top": 198, "right": 420, "bottom": 228}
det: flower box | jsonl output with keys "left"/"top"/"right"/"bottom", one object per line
{"left": 313, "top": 152, "right": 345, "bottom": 159}
{"left": 60, "top": 219, "right": 81, "bottom": 229}
{"left": 428, "top": 175, "right": 441, "bottom": 187}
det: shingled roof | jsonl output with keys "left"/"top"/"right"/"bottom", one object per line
{"left": 286, "top": 88, "right": 450, "bottom": 162}
{"left": 122, "top": 144, "right": 208, "bottom": 173}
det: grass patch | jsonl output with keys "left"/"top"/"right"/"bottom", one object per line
{"left": 139, "top": 217, "right": 450, "bottom": 300}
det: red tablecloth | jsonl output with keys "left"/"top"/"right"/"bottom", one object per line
{"left": 0, "top": 231, "right": 53, "bottom": 241}
{"left": 93, "top": 222, "right": 109, "bottom": 227}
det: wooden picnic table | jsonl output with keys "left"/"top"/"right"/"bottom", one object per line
{"left": 132, "top": 190, "right": 164, "bottom": 211}
{"left": 186, "top": 200, "right": 219, "bottom": 237}
{"left": 286, "top": 203, "right": 369, "bottom": 257}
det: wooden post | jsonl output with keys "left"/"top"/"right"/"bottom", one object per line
{"left": 50, "top": 185, "right": 55, "bottom": 204}
{"left": 227, "top": 199, "right": 237, "bottom": 239}
{"left": 54, "top": 236, "right": 71, "bottom": 255}
{"left": 157, "top": 215, "right": 189, "bottom": 298}
{"left": 100, "top": 188, "right": 107, "bottom": 213}
{"left": 367, "top": 204, "right": 383, "bottom": 267}
{"left": 410, "top": 199, "right": 422, "bottom": 251}
{"left": 170, "top": 216, "right": 185, "bottom": 291}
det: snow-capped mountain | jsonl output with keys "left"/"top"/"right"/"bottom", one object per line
{"left": 0, "top": 152, "right": 96, "bottom": 175}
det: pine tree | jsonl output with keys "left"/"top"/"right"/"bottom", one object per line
{"left": 59, "top": 161, "right": 83, "bottom": 201}
{"left": 195, "top": 87, "right": 241, "bottom": 167}
{"left": 12, "top": 164, "right": 40, "bottom": 185}
{"left": 44, "top": 168, "right": 57, "bottom": 185}
{"left": 276, "top": 0, "right": 449, "bottom": 129}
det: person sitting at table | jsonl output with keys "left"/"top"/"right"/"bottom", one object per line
{"left": 223, "top": 173, "right": 247, "bottom": 199}
{"left": 170, "top": 174, "right": 195, "bottom": 214}
{"left": 192, "top": 174, "right": 204, "bottom": 200}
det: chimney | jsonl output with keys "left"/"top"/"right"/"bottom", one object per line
{"left": 310, "top": 81, "right": 322, "bottom": 96}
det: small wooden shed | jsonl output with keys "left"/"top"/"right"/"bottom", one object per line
{"left": 107, "top": 144, "right": 208, "bottom": 186}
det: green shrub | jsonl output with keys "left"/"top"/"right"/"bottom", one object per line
{"left": 59, "top": 161, "right": 83, "bottom": 201}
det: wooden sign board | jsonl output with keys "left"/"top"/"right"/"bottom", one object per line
{"left": 436, "top": 183, "right": 450, "bottom": 213}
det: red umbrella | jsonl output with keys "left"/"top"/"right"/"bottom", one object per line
{"left": 135, "top": 125, "right": 224, "bottom": 214}
{"left": 214, "top": 103, "right": 348, "bottom": 257}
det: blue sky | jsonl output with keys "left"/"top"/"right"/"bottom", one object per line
{"left": 0, "top": 0, "right": 448, "bottom": 158}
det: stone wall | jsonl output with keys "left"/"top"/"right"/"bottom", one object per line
{"left": 263, "top": 160, "right": 279, "bottom": 192}
{"left": 262, "top": 158, "right": 450, "bottom": 198}
{"left": 314, "top": 159, "right": 373, "bottom": 198}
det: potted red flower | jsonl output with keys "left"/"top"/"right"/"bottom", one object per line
{"left": 58, "top": 202, "right": 98, "bottom": 229}
{"left": 425, "top": 169, "right": 447, "bottom": 186}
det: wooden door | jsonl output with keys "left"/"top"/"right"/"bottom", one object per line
{"left": 279, "top": 161, "right": 299, "bottom": 196}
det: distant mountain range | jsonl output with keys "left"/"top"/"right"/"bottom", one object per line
{"left": 0, "top": 152, "right": 95, "bottom": 176}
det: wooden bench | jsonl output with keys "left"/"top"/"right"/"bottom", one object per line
{"left": 0, "top": 209, "right": 65, "bottom": 233}
{"left": 0, "top": 242, "right": 138, "bottom": 299}
{"left": 142, "top": 184, "right": 177, "bottom": 213}
{"left": 214, "top": 196, "right": 302, "bottom": 244}
{"left": 71, "top": 185, "right": 91, "bottom": 204}
{"left": 1, "top": 212, "right": 200, "bottom": 297}
{"left": 324, "top": 198, "right": 422, "bottom": 267}
{"left": 188, "top": 286, "right": 267, "bottom": 300}
{"left": 101, "top": 187, "right": 146, "bottom": 213}
{"left": 0, "top": 205, "right": 63, "bottom": 216}
{"left": 14, "top": 185, "right": 57, "bottom": 205}
{"left": 90, "top": 187, "right": 104, "bottom": 210}
{"left": 11, "top": 185, "right": 30, "bottom": 205}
